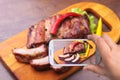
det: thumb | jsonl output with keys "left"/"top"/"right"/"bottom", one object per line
{"left": 83, "top": 64, "right": 107, "bottom": 76}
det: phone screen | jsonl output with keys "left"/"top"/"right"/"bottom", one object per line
{"left": 49, "top": 39, "right": 96, "bottom": 66}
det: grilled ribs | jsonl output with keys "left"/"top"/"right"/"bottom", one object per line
{"left": 13, "top": 13, "right": 90, "bottom": 73}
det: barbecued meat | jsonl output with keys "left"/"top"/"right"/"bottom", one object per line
{"left": 51, "top": 65, "right": 70, "bottom": 74}
{"left": 27, "top": 20, "right": 45, "bottom": 48}
{"left": 57, "top": 15, "right": 90, "bottom": 39}
{"left": 30, "top": 56, "right": 50, "bottom": 71}
{"left": 27, "top": 14, "right": 90, "bottom": 49}
{"left": 13, "top": 13, "right": 90, "bottom": 73}
{"left": 45, "top": 15, "right": 62, "bottom": 43}
{"left": 13, "top": 44, "right": 47, "bottom": 63}
{"left": 27, "top": 15, "right": 62, "bottom": 48}
{"left": 63, "top": 41, "right": 85, "bottom": 54}
{"left": 31, "top": 56, "right": 71, "bottom": 73}
{"left": 58, "top": 41, "right": 85, "bottom": 64}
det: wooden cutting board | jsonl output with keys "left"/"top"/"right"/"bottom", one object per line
{"left": 0, "top": 2, "right": 120, "bottom": 80}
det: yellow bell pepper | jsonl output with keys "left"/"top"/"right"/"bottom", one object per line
{"left": 80, "top": 43, "right": 90, "bottom": 58}
{"left": 96, "top": 18, "right": 102, "bottom": 36}
{"left": 84, "top": 44, "right": 90, "bottom": 57}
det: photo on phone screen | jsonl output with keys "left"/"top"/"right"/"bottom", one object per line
{"left": 49, "top": 39, "right": 96, "bottom": 66}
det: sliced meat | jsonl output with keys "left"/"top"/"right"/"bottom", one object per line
{"left": 13, "top": 13, "right": 91, "bottom": 73}
{"left": 63, "top": 41, "right": 85, "bottom": 54}
{"left": 58, "top": 53, "right": 70, "bottom": 60}
{"left": 30, "top": 56, "right": 71, "bottom": 73}
{"left": 61, "top": 53, "right": 80, "bottom": 64}
{"left": 57, "top": 15, "right": 90, "bottom": 39}
{"left": 27, "top": 20, "right": 45, "bottom": 48}
{"left": 13, "top": 44, "right": 47, "bottom": 63}
{"left": 30, "top": 56, "right": 50, "bottom": 71}
{"left": 51, "top": 65, "right": 70, "bottom": 74}
{"left": 64, "top": 55, "right": 75, "bottom": 63}
{"left": 71, "top": 53, "right": 80, "bottom": 63}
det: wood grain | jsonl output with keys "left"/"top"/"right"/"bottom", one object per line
{"left": 0, "top": 2, "right": 120, "bottom": 80}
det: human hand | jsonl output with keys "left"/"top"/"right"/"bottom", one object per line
{"left": 83, "top": 34, "right": 120, "bottom": 80}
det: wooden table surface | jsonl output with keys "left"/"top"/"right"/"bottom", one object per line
{"left": 0, "top": 0, "right": 120, "bottom": 80}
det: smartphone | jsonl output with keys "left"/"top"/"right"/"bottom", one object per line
{"left": 49, "top": 39, "right": 96, "bottom": 66}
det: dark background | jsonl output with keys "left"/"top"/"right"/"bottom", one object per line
{"left": 0, "top": 0, "right": 120, "bottom": 80}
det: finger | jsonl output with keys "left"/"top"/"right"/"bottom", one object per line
{"left": 83, "top": 64, "right": 107, "bottom": 76}
{"left": 87, "top": 34, "right": 100, "bottom": 43}
{"left": 88, "top": 34, "right": 110, "bottom": 59}
{"left": 102, "top": 34, "right": 116, "bottom": 49}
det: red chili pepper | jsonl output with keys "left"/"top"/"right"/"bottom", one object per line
{"left": 50, "top": 12, "right": 81, "bottom": 35}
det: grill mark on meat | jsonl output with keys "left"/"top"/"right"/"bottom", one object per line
{"left": 27, "top": 20, "right": 45, "bottom": 48}
{"left": 13, "top": 44, "right": 47, "bottom": 63}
